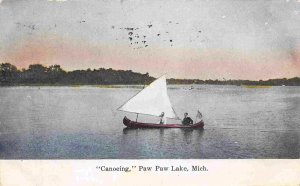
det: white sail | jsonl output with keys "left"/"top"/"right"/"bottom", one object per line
{"left": 118, "top": 75, "right": 179, "bottom": 119}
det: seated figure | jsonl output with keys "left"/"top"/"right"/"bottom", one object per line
{"left": 159, "top": 112, "right": 166, "bottom": 124}
{"left": 182, "top": 112, "right": 193, "bottom": 125}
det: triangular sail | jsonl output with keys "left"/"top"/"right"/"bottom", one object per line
{"left": 118, "top": 75, "right": 179, "bottom": 119}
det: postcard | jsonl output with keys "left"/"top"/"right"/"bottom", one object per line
{"left": 0, "top": 0, "right": 299, "bottom": 185}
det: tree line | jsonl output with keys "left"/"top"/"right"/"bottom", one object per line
{"left": 168, "top": 77, "right": 300, "bottom": 86}
{"left": 0, "top": 63, "right": 299, "bottom": 86}
{"left": 0, "top": 63, "right": 154, "bottom": 85}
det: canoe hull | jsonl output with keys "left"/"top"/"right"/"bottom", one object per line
{"left": 123, "top": 116, "right": 204, "bottom": 129}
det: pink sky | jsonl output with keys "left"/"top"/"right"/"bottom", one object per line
{"left": 1, "top": 35, "right": 299, "bottom": 80}
{"left": 0, "top": 0, "right": 299, "bottom": 80}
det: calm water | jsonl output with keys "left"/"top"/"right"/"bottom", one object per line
{"left": 0, "top": 85, "right": 299, "bottom": 159}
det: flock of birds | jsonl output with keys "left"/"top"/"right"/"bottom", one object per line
{"left": 115, "top": 21, "right": 203, "bottom": 49}
{"left": 14, "top": 18, "right": 205, "bottom": 49}
{"left": 119, "top": 26, "right": 150, "bottom": 49}
{"left": 15, "top": 22, "right": 37, "bottom": 34}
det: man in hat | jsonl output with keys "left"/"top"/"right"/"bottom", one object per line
{"left": 182, "top": 112, "right": 193, "bottom": 125}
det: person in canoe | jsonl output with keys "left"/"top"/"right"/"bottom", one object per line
{"left": 159, "top": 112, "right": 167, "bottom": 124}
{"left": 182, "top": 112, "right": 193, "bottom": 125}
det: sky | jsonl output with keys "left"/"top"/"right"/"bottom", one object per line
{"left": 0, "top": 0, "right": 299, "bottom": 80}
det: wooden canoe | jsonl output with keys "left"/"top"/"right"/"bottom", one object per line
{"left": 123, "top": 116, "right": 204, "bottom": 129}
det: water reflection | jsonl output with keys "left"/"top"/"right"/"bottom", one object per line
{"left": 122, "top": 127, "right": 204, "bottom": 145}
{"left": 195, "top": 129, "right": 205, "bottom": 141}
{"left": 181, "top": 129, "right": 194, "bottom": 144}
{"left": 122, "top": 127, "right": 142, "bottom": 134}
{"left": 159, "top": 129, "right": 165, "bottom": 147}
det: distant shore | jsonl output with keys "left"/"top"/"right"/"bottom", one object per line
{"left": 0, "top": 84, "right": 298, "bottom": 88}
{"left": 1, "top": 63, "right": 300, "bottom": 86}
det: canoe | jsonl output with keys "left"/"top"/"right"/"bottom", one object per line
{"left": 123, "top": 116, "right": 204, "bottom": 129}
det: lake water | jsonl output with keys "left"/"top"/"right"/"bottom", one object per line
{"left": 0, "top": 85, "right": 299, "bottom": 159}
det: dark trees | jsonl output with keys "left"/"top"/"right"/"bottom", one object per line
{"left": 0, "top": 63, "right": 19, "bottom": 84}
{"left": 0, "top": 62, "right": 299, "bottom": 86}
